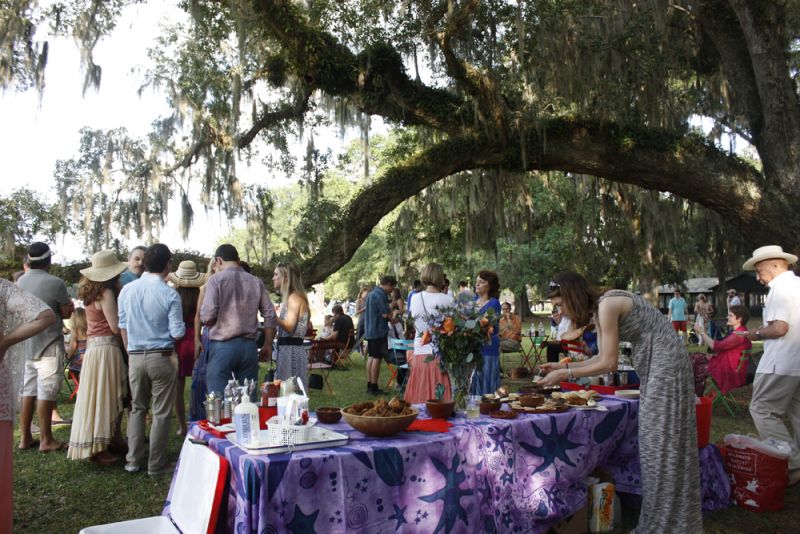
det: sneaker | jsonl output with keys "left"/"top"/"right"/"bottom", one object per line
{"left": 148, "top": 462, "right": 175, "bottom": 476}
{"left": 124, "top": 463, "right": 141, "bottom": 473}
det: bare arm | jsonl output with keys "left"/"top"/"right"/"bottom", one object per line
{"left": 276, "top": 293, "right": 306, "bottom": 333}
{"left": 0, "top": 310, "right": 57, "bottom": 363}
{"left": 100, "top": 289, "right": 120, "bottom": 335}
{"left": 540, "top": 296, "right": 629, "bottom": 385}
{"left": 120, "top": 329, "right": 129, "bottom": 351}
{"left": 66, "top": 335, "right": 78, "bottom": 358}
{"left": 742, "top": 319, "right": 789, "bottom": 341}
{"left": 60, "top": 300, "right": 75, "bottom": 319}
{"left": 194, "top": 285, "right": 206, "bottom": 359}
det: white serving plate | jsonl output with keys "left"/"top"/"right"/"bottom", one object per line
{"left": 228, "top": 426, "right": 348, "bottom": 455}
{"left": 614, "top": 389, "right": 640, "bottom": 399}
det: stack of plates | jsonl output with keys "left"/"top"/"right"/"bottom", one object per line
{"left": 614, "top": 389, "right": 640, "bottom": 399}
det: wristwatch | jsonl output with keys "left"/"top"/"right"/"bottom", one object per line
{"left": 755, "top": 329, "right": 764, "bottom": 340}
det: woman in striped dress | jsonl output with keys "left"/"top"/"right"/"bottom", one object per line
{"left": 540, "top": 271, "right": 702, "bottom": 534}
{"left": 272, "top": 261, "right": 310, "bottom": 389}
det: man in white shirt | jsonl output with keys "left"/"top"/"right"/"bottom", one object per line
{"left": 726, "top": 288, "right": 742, "bottom": 309}
{"left": 742, "top": 245, "right": 800, "bottom": 487}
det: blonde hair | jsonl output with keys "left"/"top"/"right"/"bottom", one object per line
{"left": 276, "top": 261, "right": 309, "bottom": 308}
{"left": 420, "top": 262, "right": 445, "bottom": 289}
{"left": 71, "top": 308, "right": 88, "bottom": 339}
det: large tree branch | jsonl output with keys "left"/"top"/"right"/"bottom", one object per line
{"left": 250, "top": 0, "right": 471, "bottom": 136}
{"left": 299, "top": 119, "right": 800, "bottom": 284}
{"left": 726, "top": 0, "right": 800, "bottom": 190}
{"left": 430, "top": 0, "right": 509, "bottom": 135}
{"left": 236, "top": 86, "right": 312, "bottom": 148}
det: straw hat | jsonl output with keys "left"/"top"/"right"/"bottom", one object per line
{"left": 168, "top": 260, "right": 208, "bottom": 288}
{"left": 742, "top": 245, "right": 798, "bottom": 271}
{"left": 80, "top": 250, "right": 129, "bottom": 282}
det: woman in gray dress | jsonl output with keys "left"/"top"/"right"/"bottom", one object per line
{"left": 540, "top": 271, "right": 702, "bottom": 534}
{"left": 272, "top": 261, "right": 310, "bottom": 389}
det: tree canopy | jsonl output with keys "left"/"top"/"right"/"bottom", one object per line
{"left": 3, "top": 0, "right": 799, "bottom": 287}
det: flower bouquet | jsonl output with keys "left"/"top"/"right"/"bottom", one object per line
{"left": 420, "top": 305, "right": 496, "bottom": 411}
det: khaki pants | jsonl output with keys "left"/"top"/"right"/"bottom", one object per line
{"left": 750, "top": 372, "right": 800, "bottom": 470}
{"left": 126, "top": 352, "right": 177, "bottom": 473}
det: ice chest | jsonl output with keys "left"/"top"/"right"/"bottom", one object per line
{"left": 78, "top": 436, "right": 229, "bottom": 533}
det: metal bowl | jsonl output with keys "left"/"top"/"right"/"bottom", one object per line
{"left": 341, "top": 408, "right": 419, "bottom": 437}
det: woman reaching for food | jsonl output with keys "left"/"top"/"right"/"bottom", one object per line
{"left": 538, "top": 271, "right": 702, "bottom": 534}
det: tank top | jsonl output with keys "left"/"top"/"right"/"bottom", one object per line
{"left": 86, "top": 302, "right": 115, "bottom": 338}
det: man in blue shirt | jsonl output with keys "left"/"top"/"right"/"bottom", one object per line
{"left": 118, "top": 243, "right": 185, "bottom": 476}
{"left": 119, "top": 246, "right": 146, "bottom": 287}
{"left": 667, "top": 289, "right": 688, "bottom": 337}
{"left": 364, "top": 275, "right": 397, "bottom": 395}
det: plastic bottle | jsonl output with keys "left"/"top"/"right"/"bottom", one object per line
{"left": 233, "top": 396, "right": 260, "bottom": 446}
{"left": 530, "top": 323, "right": 536, "bottom": 337}
{"left": 537, "top": 321, "right": 545, "bottom": 338}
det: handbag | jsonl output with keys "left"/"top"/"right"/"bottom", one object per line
{"left": 308, "top": 373, "right": 324, "bottom": 390}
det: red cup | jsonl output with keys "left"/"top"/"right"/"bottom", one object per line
{"left": 258, "top": 405, "right": 276, "bottom": 429}
{"left": 695, "top": 396, "right": 712, "bottom": 448}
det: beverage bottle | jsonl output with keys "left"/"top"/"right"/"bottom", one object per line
{"left": 538, "top": 321, "right": 545, "bottom": 337}
{"left": 223, "top": 381, "right": 234, "bottom": 420}
{"left": 530, "top": 323, "right": 536, "bottom": 337}
{"left": 233, "top": 396, "right": 260, "bottom": 446}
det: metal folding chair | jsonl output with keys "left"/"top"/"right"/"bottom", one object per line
{"left": 386, "top": 338, "right": 413, "bottom": 390}
{"left": 704, "top": 349, "right": 751, "bottom": 417}
{"left": 307, "top": 339, "right": 339, "bottom": 395}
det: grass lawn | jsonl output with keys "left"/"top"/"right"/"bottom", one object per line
{"left": 12, "top": 335, "right": 800, "bottom": 533}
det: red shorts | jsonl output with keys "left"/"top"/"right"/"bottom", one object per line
{"left": 672, "top": 320, "right": 687, "bottom": 333}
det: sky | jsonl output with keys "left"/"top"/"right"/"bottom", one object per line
{"left": 0, "top": 4, "right": 365, "bottom": 264}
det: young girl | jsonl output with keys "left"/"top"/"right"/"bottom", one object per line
{"left": 66, "top": 308, "right": 88, "bottom": 380}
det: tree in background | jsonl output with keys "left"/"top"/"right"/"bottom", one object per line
{"left": 0, "top": 188, "right": 63, "bottom": 259}
{"left": 4, "top": 1, "right": 796, "bottom": 285}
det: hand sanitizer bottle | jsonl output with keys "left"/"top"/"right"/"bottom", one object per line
{"left": 234, "top": 396, "right": 260, "bottom": 446}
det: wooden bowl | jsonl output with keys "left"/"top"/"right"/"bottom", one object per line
{"left": 342, "top": 408, "right": 419, "bottom": 437}
{"left": 519, "top": 393, "right": 545, "bottom": 407}
{"left": 315, "top": 406, "right": 342, "bottom": 424}
{"left": 425, "top": 399, "right": 455, "bottom": 419}
{"left": 480, "top": 398, "right": 501, "bottom": 414}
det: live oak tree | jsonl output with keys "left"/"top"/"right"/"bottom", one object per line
{"left": 3, "top": 0, "right": 798, "bottom": 284}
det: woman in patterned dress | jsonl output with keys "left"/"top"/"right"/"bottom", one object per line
{"left": 0, "top": 279, "right": 56, "bottom": 534}
{"left": 540, "top": 271, "right": 702, "bottom": 534}
{"left": 272, "top": 261, "right": 310, "bottom": 389}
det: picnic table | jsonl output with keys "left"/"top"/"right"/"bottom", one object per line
{"left": 167, "top": 396, "right": 729, "bottom": 533}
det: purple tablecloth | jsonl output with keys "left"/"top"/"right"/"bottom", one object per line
{"left": 166, "top": 397, "right": 729, "bottom": 533}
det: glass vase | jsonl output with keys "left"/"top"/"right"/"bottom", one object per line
{"left": 446, "top": 363, "right": 474, "bottom": 413}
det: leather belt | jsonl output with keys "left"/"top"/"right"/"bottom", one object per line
{"left": 128, "top": 348, "right": 174, "bottom": 356}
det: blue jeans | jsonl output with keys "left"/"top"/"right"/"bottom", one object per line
{"left": 206, "top": 337, "right": 259, "bottom": 398}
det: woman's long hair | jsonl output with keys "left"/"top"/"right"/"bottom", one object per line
{"left": 477, "top": 270, "right": 500, "bottom": 299}
{"left": 176, "top": 286, "right": 200, "bottom": 323}
{"left": 70, "top": 307, "right": 88, "bottom": 338}
{"left": 276, "top": 261, "right": 309, "bottom": 309}
{"left": 548, "top": 271, "right": 602, "bottom": 328}
{"left": 77, "top": 275, "right": 120, "bottom": 304}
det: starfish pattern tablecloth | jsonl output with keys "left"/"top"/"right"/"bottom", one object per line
{"left": 165, "top": 396, "right": 729, "bottom": 533}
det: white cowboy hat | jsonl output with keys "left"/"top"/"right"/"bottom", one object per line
{"left": 168, "top": 260, "right": 208, "bottom": 288}
{"left": 742, "top": 245, "right": 799, "bottom": 271}
{"left": 79, "top": 250, "right": 129, "bottom": 282}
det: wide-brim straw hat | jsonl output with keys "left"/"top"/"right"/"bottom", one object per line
{"left": 742, "top": 245, "right": 799, "bottom": 271}
{"left": 168, "top": 260, "right": 208, "bottom": 288}
{"left": 80, "top": 250, "right": 129, "bottom": 282}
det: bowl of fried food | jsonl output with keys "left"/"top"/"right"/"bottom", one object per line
{"left": 342, "top": 397, "right": 419, "bottom": 437}
{"left": 518, "top": 393, "right": 545, "bottom": 407}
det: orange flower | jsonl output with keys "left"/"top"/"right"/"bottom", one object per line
{"left": 421, "top": 330, "right": 432, "bottom": 345}
{"left": 479, "top": 318, "right": 489, "bottom": 327}
{"left": 486, "top": 325, "right": 494, "bottom": 336}
{"left": 442, "top": 317, "right": 456, "bottom": 334}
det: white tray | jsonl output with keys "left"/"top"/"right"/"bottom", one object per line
{"left": 228, "top": 426, "right": 348, "bottom": 455}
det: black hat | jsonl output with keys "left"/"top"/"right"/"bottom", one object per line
{"left": 27, "top": 242, "right": 52, "bottom": 262}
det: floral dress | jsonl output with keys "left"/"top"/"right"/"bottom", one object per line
{"left": 0, "top": 280, "right": 50, "bottom": 422}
